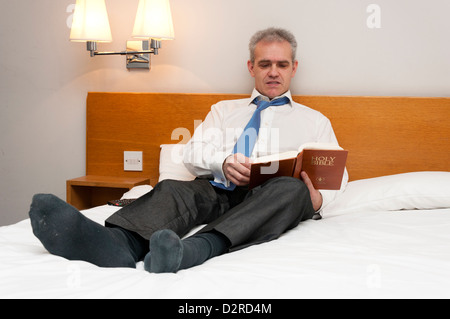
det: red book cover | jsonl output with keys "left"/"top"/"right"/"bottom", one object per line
{"left": 249, "top": 143, "right": 348, "bottom": 190}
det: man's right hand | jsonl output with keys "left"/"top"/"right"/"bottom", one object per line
{"left": 223, "top": 154, "right": 252, "bottom": 186}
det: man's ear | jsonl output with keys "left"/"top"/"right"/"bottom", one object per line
{"left": 247, "top": 60, "right": 255, "bottom": 77}
{"left": 291, "top": 60, "right": 299, "bottom": 78}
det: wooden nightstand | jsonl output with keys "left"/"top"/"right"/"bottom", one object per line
{"left": 66, "top": 175, "right": 150, "bottom": 210}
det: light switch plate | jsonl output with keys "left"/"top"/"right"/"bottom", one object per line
{"left": 124, "top": 151, "right": 143, "bottom": 171}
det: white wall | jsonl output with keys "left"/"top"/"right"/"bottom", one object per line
{"left": 1, "top": 0, "right": 449, "bottom": 226}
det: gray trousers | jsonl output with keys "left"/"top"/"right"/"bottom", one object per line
{"left": 105, "top": 176, "right": 315, "bottom": 252}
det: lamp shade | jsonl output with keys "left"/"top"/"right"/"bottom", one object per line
{"left": 132, "top": 0, "right": 175, "bottom": 40}
{"left": 70, "top": 0, "right": 112, "bottom": 42}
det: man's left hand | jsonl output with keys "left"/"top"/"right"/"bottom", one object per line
{"left": 300, "top": 171, "right": 323, "bottom": 212}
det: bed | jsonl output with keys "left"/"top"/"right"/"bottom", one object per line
{"left": 0, "top": 93, "right": 449, "bottom": 299}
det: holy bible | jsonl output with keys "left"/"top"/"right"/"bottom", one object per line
{"left": 249, "top": 143, "right": 348, "bottom": 190}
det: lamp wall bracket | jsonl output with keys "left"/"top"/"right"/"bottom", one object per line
{"left": 86, "top": 40, "right": 161, "bottom": 69}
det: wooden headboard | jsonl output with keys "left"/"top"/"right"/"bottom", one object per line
{"left": 86, "top": 93, "right": 450, "bottom": 186}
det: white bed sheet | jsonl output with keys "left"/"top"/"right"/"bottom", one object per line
{"left": 1, "top": 203, "right": 449, "bottom": 299}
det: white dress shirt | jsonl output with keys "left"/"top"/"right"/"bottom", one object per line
{"left": 184, "top": 89, "right": 348, "bottom": 211}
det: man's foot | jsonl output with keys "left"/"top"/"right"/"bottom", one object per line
{"left": 144, "top": 229, "right": 230, "bottom": 273}
{"left": 144, "top": 229, "right": 183, "bottom": 273}
{"left": 29, "top": 194, "right": 137, "bottom": 268}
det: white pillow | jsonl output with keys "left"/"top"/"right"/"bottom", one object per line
{"left": 120, "top": 185, "right": 153, "bottom": 199}
{"left": 159, "top": 144, "right": 196, "bottom": 182}
{"left": 323, "top": 171, "right": 450, "bottom": 216}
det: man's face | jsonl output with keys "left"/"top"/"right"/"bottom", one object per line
{"left": 248, "top": 40, "right": 298, "bottom": 99}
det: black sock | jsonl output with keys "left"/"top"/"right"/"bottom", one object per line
{"left": 179, "top": 232, "right": 229, "bottom": 270}
{"left": 29, "top": 194, "right": 144, "bottom": 268}
{"left": 144, "top": 230, "right": 229, "bottom": 273}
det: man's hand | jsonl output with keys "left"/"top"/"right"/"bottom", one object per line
{"left": 301, "top": 171, "right": 323, "bottom": 212}
{"left": 223, "top": 154, "right": 252, "bottom": 186}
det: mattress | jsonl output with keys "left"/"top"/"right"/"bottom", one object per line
{"left": 1, "top": 171, "right": 450, "bottom": 299}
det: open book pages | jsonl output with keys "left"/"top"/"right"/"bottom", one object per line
{"left": 252, "top": 142, "right": 343, "bottom": 164}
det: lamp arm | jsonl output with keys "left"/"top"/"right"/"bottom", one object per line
{"left": 93, "top": 49, "right": 157, "bottom": 56}
{"left": 86, "top": 40, "right": 161, "bottom": 57}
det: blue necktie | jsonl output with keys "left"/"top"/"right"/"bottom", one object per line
{"left": 211, "top": 96, "right": 290, "bottom": 190}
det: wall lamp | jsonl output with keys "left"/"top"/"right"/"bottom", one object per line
{"left": 70, "top": 0, "right": 174, "bottom": 69}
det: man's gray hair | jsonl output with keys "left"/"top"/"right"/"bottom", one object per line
{"left": 249, "top": 27, "right": 298, "bottom": 63}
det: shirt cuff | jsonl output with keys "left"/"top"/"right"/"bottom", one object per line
{"left": 210, "top": 152, "right": 231, "bottom": 187}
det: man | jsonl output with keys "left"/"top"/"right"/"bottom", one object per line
{"left": 29, "top": 27, "right": 348, "bottom": 273}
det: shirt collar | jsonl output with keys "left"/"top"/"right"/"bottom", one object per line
{"left": 249, "top": 88, "right": 293, "bottom": 107}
